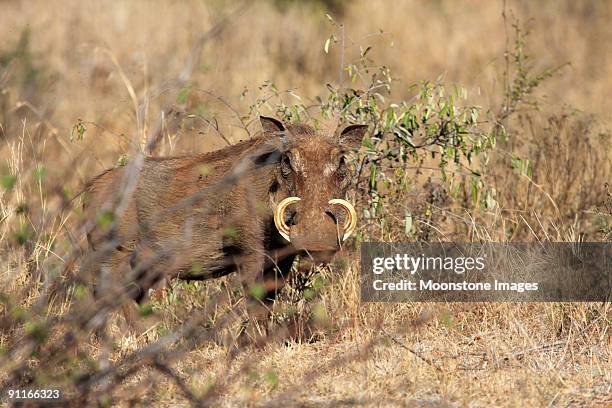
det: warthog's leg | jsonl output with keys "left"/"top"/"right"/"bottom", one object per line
{"left": 123, "top": 241, "right": 173, "bottom": 302}
{"left": 230, "top": 249, "right": 303, "bottom": 347}
{"left": 86, "top": 248, "right": 140, "bottom": 335}
{"left": 264, "top": 254, "right": 335, "bottom": 343}
{"left": 282, "top": 256, "right": 321, "bottom": 342}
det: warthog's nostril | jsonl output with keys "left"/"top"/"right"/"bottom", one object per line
{"left": 325, "top": 210, "right": 338, "bottom": 224}
{"left": 285, "top": 209, "right": 297, "bottom": 226}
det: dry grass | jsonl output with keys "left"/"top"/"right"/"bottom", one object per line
{"left": 1, "top": 0, "right": 611, "bottom": 407}
{"left": 139, "top": 265, "right": 610, "bottom": 407}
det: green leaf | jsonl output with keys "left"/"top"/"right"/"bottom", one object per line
{"left": 16, "top": 202, "right": 29, "bottom": 215}
{"left": 1, "top": 175, "right": 16, "bottom": 191}
{"left": 471, "top": 179, "right": 479, "bottom": 204}
{"left": 73, "top": 284, "right": 88, "bottom": 300}
{"left": 34, "top": 165, "right": 45, "bottom": 182}
{"left": 439, "top": 310, "right": 454, "bottom": 327}
{"left": 177, "top": 85, "right": 191, "bottom": 104}
{"left": 96, "top": 210, "right": 114, "bottom": 228}
{"left": 264, "top": 371, "right": 279, "bottom": 390}
{"left": 117, "top": 154, "right": 129, "bottom": 166}
{"left": 304, "top": 288, "right": 316, "bottom": 301}
{"left": 12, "top": 223, "right": 32, "bottom": 245}
{"left": 138, "top": 303, "right": 154, "bottom": 317}
{"left": 311, "top": 304, "right": 329, "bottom": 324}
{"left": 25, "top": 320, "right": 48, "bottom": 343}
{"left": 249, "top": 284, "right": 266, "bottom": 301}
{"left": 71, "top": 120, "right": 87, "bottom": 141}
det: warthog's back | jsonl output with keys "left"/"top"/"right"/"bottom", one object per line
{"left": 84, "top": 136, "right": 277, "bottom": 279}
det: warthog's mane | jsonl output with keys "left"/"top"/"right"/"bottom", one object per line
{"left": 143, "top": 123, "right": 318, "bottom": 165}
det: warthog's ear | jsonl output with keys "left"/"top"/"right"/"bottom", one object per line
{"left": 260, "top": 116, "right": 287, "bottom": 135}
{"left": 339, "top": 124, "right": 368, "bottom": 150}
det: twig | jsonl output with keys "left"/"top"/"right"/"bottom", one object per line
{"left": 504, "top": 340, "right": 567, "bottom": 359}
{"left": 381, "top": 328, "right": 443, "bottom": 372}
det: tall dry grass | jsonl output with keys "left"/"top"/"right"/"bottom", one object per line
{"left": 0, "top": 0, "right": 610, "bottom": 406}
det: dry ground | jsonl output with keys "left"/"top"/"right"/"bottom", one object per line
{"left": 110, "top": 266, "right": 610, "bottom": 407}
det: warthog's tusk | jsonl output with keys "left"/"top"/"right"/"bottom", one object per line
{"left": 274, "top": 197, "right": 301, "bottom": 242}
{"left": 328, "top": 199, "right": 357, "bottom": 241}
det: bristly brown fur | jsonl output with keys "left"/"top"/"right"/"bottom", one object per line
{"left": 83, "top": 117, "right": 367, "bottom": 310}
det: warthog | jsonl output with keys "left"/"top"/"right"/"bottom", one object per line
{"left": 83, "top": 116, "right": 367, "bottom": 317}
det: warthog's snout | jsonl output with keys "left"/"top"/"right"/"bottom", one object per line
{"left": 273, "top": 197, "right": 357, "bottom": 251}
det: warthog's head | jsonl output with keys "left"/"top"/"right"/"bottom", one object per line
{"left": 260, "top": 116, "right": 367, "bottom": 254}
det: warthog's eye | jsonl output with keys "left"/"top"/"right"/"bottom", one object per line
{"left": 280, "top": 155, "right": 292, "bottom": 178}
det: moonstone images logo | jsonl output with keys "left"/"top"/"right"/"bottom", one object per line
{"left": 360, "top": 243, "right": 610, "bottom": 302}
